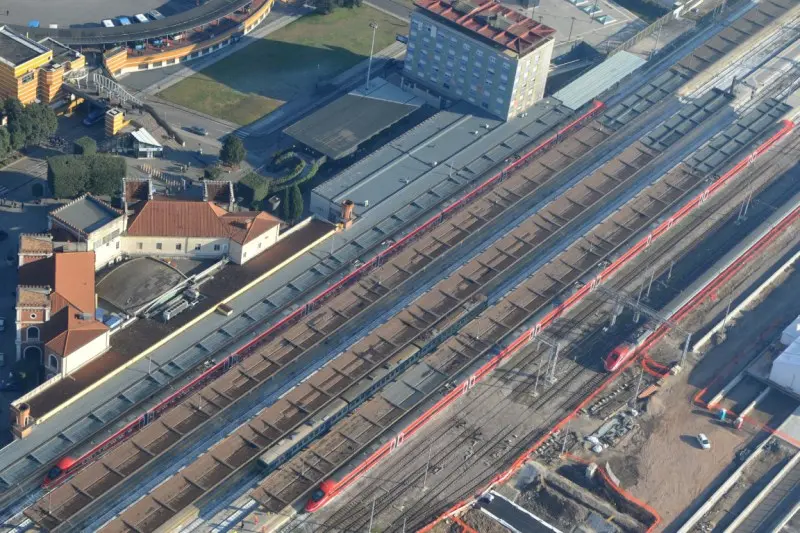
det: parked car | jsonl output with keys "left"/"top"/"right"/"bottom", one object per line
{"left": 696, "top": 433, "right": 711, "bottom": 450}
{"left": 185, "top": 125, "right": 208, "bottom": 136}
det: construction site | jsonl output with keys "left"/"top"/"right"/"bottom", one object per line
{"left": 3, "top": 0, "right": 800, "bottom": 532}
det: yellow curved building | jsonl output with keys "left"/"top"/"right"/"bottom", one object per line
{"left": 0, "top": 26, "right": 85, "bottom": 105}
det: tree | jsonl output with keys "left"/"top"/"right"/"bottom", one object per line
{"left": 220, "top": 135, "right": 245, "bottom": 167}
{"left": 73, "top": 136, "right": 97, "bottom": 155}
{"left": 0, "top": 128, "right": 10, "bottom": 161}
{"left": 203, "top": 165, "right": 223, "bottom": 181}
{"left": 3, "top": 97, "right": 57, "bottom": 149}
{"left": 281, "top": 187, "right": 291, "bottom": 221}
{"left": 289, "top": 184, "right": 304, "bottom": 222}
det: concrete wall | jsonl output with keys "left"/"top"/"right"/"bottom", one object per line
{"left": 52, "top": 331, "right": 110, "bottom": 377}
{"left": 120, "top": 235, "right": 229, "bottom": 258}
{"left": 235, "top": 225, "right": 280, "bottom": 264}
{"left": 86, "top": 217, "right": 126, "bottom": 269}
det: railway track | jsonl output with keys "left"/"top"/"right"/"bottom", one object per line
{"left": 310, "top": 128, "right": 800, "bottom": 533}
{"left": 89, "top": 84, "right": 750, "bottom": 531}
{"left": 9, "top": 0, "right": 796, "bottom": 528}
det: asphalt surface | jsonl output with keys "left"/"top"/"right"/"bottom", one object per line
{"left": 477, "top": 493, "right": 557, "bottom": 533}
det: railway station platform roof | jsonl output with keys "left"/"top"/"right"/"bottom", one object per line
{"left": 310, "top": 98, "right": 574, "bottom": 220}
{"left": 553, "top": 50, "right": 646, "bottom": 111}
{"left": 284, "top": 78, "right": 426, "bottom": 161}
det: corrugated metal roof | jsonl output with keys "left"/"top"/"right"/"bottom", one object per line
{"left": 132, "top": 128, "right": 162, "bottom": 148}
{"left": 553, "top": 51, "right": 646, "bottom": 111}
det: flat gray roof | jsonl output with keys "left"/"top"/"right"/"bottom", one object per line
{"left": 0, "top": 25, "right": 49, "bottom": 67}
{"left": 51, "top": 196, "right": 121, "bottom": 234}
{"left": 553, "top": 50, "right": 646, "bottom": 111}
{"left": 313, "top": 99, "right": 573, "bottom": 211}
{"left": 284, "top": 79, "right": 424, "bottom": 160}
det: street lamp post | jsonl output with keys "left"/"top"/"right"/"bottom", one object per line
{"left": 366, "top": 22, "right": 378, "bottom": 91}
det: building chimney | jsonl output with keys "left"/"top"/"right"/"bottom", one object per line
{"left": 12, "top": 403, "right": 32, "bottom": 439}
{"left": 245, "top": 219, "right": 253, "bottom": 229}
{"left": 341, "top": 200, "right": 354, "bottom": 221}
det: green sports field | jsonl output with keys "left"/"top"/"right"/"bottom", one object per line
{"left": 159, "top": 7, "right": 408, "bottom": 126}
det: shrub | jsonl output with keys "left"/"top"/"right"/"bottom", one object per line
{"left": 73, "top": 136, "right": 97, "bottom": 155}
{"left": 237, "top": 172, "right": 270, "bottom": 206}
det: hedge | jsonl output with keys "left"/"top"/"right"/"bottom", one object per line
{"left": 47, "top": 154, "right": 126, "bottom": 198}
{"left": 236, "top": 172, "right": 270, "bottom": 206}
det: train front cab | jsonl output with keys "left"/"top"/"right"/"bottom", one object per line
{"left": 604, "top": 343, "right": 634, "bottom": 372}
{"left": 306, "top": 479, "right": 337, "bottom": 512}
{"left": 43, "top": 456, "right": 76, "bottom": 487}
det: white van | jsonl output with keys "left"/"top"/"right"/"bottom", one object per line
{"left": 102, "top": 19, "right": 115, "bottom": 28}
{"left": 134, "top": 13, "right": 149, "bottom": 23}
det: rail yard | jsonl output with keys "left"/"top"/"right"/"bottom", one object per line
{"left": 3, "top": 0, "right": 800, "bottom": 532}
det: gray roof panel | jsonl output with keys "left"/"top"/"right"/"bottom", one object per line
{"left": 553, "top": 51, "right": 647, "bottom": 111}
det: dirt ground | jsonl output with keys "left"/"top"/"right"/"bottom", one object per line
{"left": 583, "top": 254, "right": 800, "bottom": 530}
{"left": 460, "top": 508, "right": 511, "bottom": 533}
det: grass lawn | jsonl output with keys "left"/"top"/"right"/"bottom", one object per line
{"left": 159, "top": 6, "right": 408, "bottom": 126}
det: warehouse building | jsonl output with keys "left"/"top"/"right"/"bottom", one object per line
{"left": 402, "top": 0, "right": 555, "bottom": 120}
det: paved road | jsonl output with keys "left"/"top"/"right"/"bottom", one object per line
{"left": 478, "top": 492, "right": 557, "bottom": 533}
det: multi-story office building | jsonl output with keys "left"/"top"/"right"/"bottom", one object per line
{"left": 0, "top": 26, "right": 84, "bottom": 105}
{"left": 402, "top": 0, "right": 555, "bottom": 120}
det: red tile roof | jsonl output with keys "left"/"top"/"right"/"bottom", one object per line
{"left": 223, "top": 211, "right": 282, "bottom": 245}
{"left": 414, "top": 0, "right": 555, "bottom": 56}
{"left": 17, "top": 251, "right": 96, "bottom": 314}
{"left": 126, "top": 199, "right": 230, "bottom": 238}
{"left": 43, "top": 306, "right": 108, "bottom": 357}
{"left": 126, "top": 199, "right": 281, "bottom": 243}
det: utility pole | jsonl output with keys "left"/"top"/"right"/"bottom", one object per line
{"left": 679, "top": 332, "right": 693, "bottom": 366}
{"left": 367, "top": 495, "right": 377, "bottom": 533}
{"left": 366, "top": 22, "right": 378, "bottom": 91}
{"left": 422, "top": 444, "right": 433, "bottom": 490}
{"left": 631, "top": 364, "right": 644, "bottom": 406}
{"left": 567, "top": 17, "right": 576, "bottom": 51}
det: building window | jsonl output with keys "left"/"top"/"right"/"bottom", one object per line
{"left": 214, "top": 244, "right": 221, "bottom": 251}
{"left": 243, "top": 252, "right": 248, "bottom": 259}
{"left": 156, "top": 243, "right": 162, "bottom": 250}
{"left": 195, "top": 243, "right": 201, "bottom": 251}
{"left": 258, "top": 242, "right": 262, "bottom": 249}
{"left": 137, "top": 242, "right": 143, "bottom": 250}
{"left": 29, "top": 313, "right": 37, "bottom": 320}
{"left": 49, "top": 354, "right": 58, "bottom": 370}
{"left": 176, "top": 243, "right": 182, "bottom": 251}
{"left": 116, "top": 242, "right": 120, "bottom": 249}
{"left": 27, "top": 326, "right": 40, "bottom": 341}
